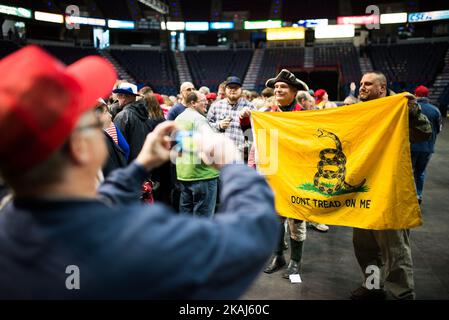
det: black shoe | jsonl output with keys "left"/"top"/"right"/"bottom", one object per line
{"left": 282, "top": 260, "right": 301, "bottom": 279}
{"left": 350, "top": 286, "right": 386, "bottom": 300}
{"left": 263, "top": 255, "right": 286, "bottom": 274}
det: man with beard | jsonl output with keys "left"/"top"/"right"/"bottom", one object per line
{"left": 207, "top": 76, "right": 254, "bottom": 158}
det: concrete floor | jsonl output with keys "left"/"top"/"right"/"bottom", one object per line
{"left": 241, "top": 118, "right": 449, "bottom": 300}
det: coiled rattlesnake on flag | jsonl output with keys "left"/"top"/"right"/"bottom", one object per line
{"left": 313, "top": 128, "right": 366, "bottom": 195}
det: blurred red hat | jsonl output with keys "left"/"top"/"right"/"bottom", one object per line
{"left": 153, "top": 93, "right": 165, "bottom": 105}
{"left": 414, "top": 85, "right": 429, "bottom": 97}
{"left": 0, "top": 45, "right": 117, "bottom": 172}
{"left": 206, "top": 92, "right": 217, "bottom": 100}
{"left": 314, "top": 89, "right": 326, "bottom": 99}
{"left": 314, "top": 89, "right": 327, "bottom": 103}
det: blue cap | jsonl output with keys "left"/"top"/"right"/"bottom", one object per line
{"left": 225, "top": 76, "right": 242, "bottom": 87}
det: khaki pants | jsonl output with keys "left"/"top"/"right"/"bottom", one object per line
{"left": 284, "top": 217, "right": 306, "bottom": 242}
{"left": 353, "top": 228, "right": 415, "bottom": 299}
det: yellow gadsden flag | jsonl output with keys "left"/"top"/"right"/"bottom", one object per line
{"left": 251, "top": 93, "right": 422, "bottom": 230}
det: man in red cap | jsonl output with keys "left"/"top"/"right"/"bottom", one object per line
{"left": 315, "top": 89, "right": 337, "bottom": 109}
{"left": 314, "top": 89, "right": 328, "bottom": 108}
{"left": 0, "top": 46, "right": 279, "bottom": 299}
{"left": 411, "top": 85, "right": 442, "bottom": 204}
{"left": 206, "top": 92, "right": 217, "bottom": 111}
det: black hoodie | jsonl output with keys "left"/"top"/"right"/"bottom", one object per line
{"left": 114, "top": 100, "right": 163, "bottom": 162}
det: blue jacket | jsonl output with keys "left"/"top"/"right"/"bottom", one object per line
{"left": 167, "top": 103, "right": 186, "bottom": 121}
{"left": 0, "top": 163, "right": 278, "bottom": 299}
{"left": 411, "top": 97, "right": 442, "bottom": 153}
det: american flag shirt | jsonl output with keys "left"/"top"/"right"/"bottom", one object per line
{"left": 207, "top": 98, "right": 255, "bottom": 152}
{"left": 104, "top": 122, "right": 118, "bottom": 144}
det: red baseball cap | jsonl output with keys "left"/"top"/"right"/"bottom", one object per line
{"left": 314, "top": 89, "right": 326, "bottom": 99}
{"left": 206, "top": 92, "right": 217, "bottom": 100}
{"left": 0, "top": 45, "right": 117, "bottom": 172}
{"left": 314, "top": 89, "right": 327, "bottom": 104}
{"left": 153, "top": 93, "right": 165, "bottom": 105}
{"left": 414, "top": 85, "right": 429, "bottom": 97}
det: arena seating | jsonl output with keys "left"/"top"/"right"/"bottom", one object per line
{"left": 185, "top": 49, "right": 253, "bottom": 91}
{"left": 110, "top": 49, "right": 179, "bottom": 95}
{"left": 42, "top": 45, "right": 100, "bottom": 65}
{"left": 367, "top": 42, "right": 449, "bottom": 93}
{"left": 255, "top": 48, "right": 305, "bottom": 91}
{"left": 314, "top": 44, "right": 361, "bottom": 84}
{"left": 2, "top": 38, "right": 448, "bottom": 101}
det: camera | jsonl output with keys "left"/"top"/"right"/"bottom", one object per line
{"left": 173, "top": 130, "right": 195, "bottom": 154}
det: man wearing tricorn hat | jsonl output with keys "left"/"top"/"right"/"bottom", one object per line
{"left": 261, "top": 69, "right": 310, "bottom": 279}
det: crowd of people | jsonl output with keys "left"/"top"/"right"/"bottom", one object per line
{"left": 0, "top": 44, "right": 442, "bottom": 300}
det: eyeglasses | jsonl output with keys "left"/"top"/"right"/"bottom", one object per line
{"left": 75, "top": 120, "right": 104, "bottom": 132}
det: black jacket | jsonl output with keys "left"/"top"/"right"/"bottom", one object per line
{"left": 102, "top": 132, "right": 127, "bottom": 178}
{"left": 114, "top": 101, "right": 164, "bottom": 162}
{"left": 109, "top": 101, "right": 122, "bottom": 121}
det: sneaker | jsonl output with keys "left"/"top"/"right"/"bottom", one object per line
{"left": 350, "top": 286, "right": 386, "bottom": 300}
{"left": 310, "top": 222, "right": 329, "bottom": 232}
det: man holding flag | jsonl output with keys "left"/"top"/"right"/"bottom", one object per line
{"left": 350, "top": 71, "right": 432, "bottom": 300}
{"left": 261, "top": 69, "right": 310, "bottom": 279}
{"left": 251, "top": 71, "right": 432, "bottom": 299}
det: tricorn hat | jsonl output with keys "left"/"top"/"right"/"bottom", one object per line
{"left": 265, "top": 69, "right": 309, "bottom": 91}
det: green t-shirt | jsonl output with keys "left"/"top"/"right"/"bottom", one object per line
{"left": 175, "top": 108, "right": 219, "bottom": 181}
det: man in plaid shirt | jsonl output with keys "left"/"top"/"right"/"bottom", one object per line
{"left": 207, "top": 76, "right": 255, "bottom": 156}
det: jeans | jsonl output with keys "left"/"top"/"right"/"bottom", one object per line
{"left": 179, "top": 178, "right": 218, "bottom": 218}
{"left": 411, "top": 151, "right": 432, "bottom": 200}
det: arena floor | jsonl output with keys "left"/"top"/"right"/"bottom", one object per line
{"left": 242, "top": 118, "right": 449, "bottom": 300}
